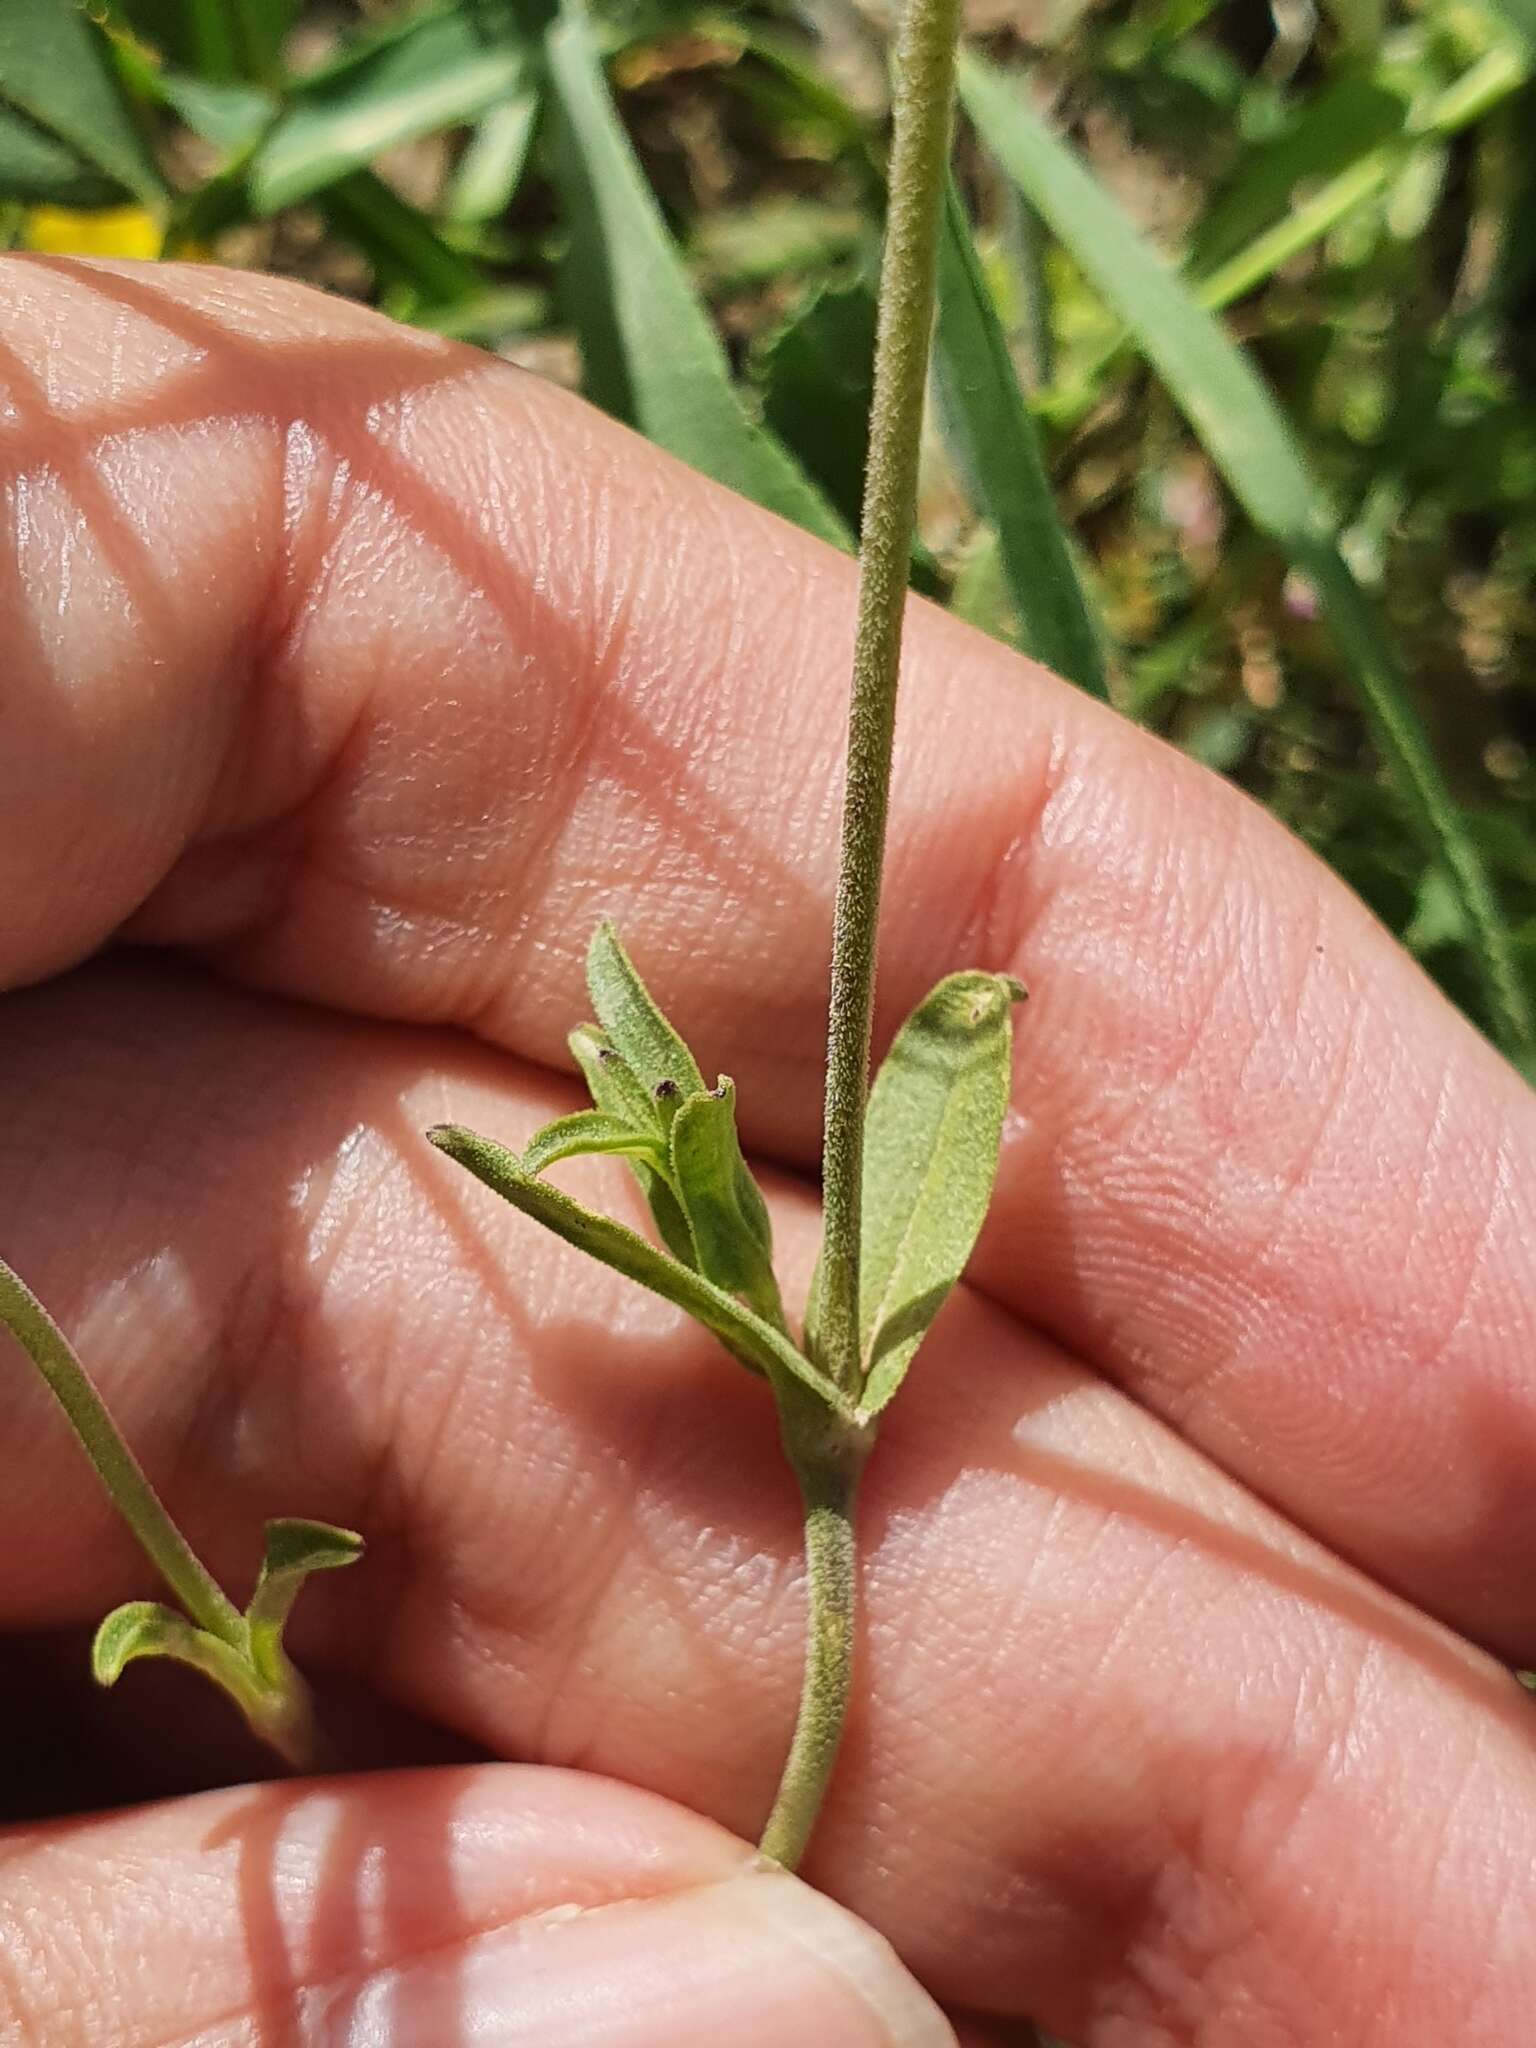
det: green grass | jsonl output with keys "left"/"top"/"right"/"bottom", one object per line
{"left": 4, "top": 0, "right": 1536, "bottom": 1064}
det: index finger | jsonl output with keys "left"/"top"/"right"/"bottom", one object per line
{"left": 4, "top": 254, "right": 1536, "bottom": 1659}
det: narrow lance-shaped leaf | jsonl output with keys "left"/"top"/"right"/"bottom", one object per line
{"left": 570, "top": 1023, "right": 698, "bottom": 1265}
{"left": 429, "top": 1123, "right": 847, "bottom": 1416}
{"left": 522, "top": 1108, "right": 667, "bottom": 1177}
{"left": 934, "top": 179, "right": 1107, "bottom": 696}
{"left": 251, "top": 1, "right": 534, "bottom": 212}
{"left": 670, "top": 1080, "right": 787, "bottom": 1332}
{"left": 855, "top": 972, "right": 1025, "bottom": 1419}
{"left": 958, "top": 50, "right": 1534, "bottom": 1068}
{"left": 585, "top": 922, "right": 706, "bottom": 1125}
{"left": 444, "top": 88, "right": 541, "bottom": 225}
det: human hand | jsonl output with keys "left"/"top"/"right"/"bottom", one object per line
{"left": 2, "top": 255, "right": 1534, "bottom": 2046}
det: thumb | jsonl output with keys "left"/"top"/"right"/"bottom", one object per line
{"left": 0, "top": 1763, "right": 955, "bottom": 2047}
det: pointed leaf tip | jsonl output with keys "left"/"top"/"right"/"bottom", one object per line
{"left": 584, "top": 924, "right": 706, "bottom": 1117}
{"left": 245, "top": 1518, "right": 364, "bottom": 1684}
{"left": 260, "top": 1518, "right": 364, "bottom": 1579}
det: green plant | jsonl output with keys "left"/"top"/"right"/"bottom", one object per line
{"left": 5, "top": 2, "right": 1534, "bottom": 1065}
{"left": 430, "top": 0, "right": 1022, "bottom": 1866}
{"left": 0, "top": 1260, "right": 360, "bottom": 1768}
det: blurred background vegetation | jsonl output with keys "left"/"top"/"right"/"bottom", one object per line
{"left": 3, "top": 0, "right": 1535, "bottom": 1069}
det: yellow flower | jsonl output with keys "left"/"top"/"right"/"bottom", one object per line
{"left": 25, "top": 205, "right": 163, "bottom": 260}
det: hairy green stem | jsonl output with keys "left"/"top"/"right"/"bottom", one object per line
{"left": 0, "top": 1260, "right": 244, "bottom": 1647}
{"left": 760, "top": 1401, "right": 869, "bottom": 1869}
{"left": 819, "top": 0, "right": 964, "bottom": 1401}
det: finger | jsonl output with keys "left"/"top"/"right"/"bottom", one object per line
{"left": 6, "top": 257, "right": 1536, "bottom": 1662}
{"left": 0, "top": 1766, "right": 951, "bottom": 2046}
{"left": 2, "top": 965, "right": 1534, "bottom": 2042}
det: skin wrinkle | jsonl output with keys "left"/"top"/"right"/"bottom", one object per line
{"left": 11, "top": 260, "right": 1536, "bottom": 2040}
{"left": 13, "top": 1815, "right": 755, "bottom": 2048}
{"left": 1394, "top": 1076, "right": 1513, "bottom": 1389}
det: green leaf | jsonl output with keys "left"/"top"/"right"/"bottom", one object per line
{"left": 960, "top": 51, "right": 1535, "bottom": 1067}
{"left": 150, "top": 71, "right": 274, "bottom": 154}
{"left": 756, "top": 274, "right": 878, "bottom": 540}
{"left": 443, "top": 87, "right": 541, "bottom": 224}
{"left": 429, "top": 1123, "right": 847, "bottom": 1414}
{"left": 934, "top": 180, "right": 1107, "bottom": 696}
{"left": 91, "top": 1600, "right": 247, "bottom": 1692}
{"left": 522, "top": 1107, "right": 667, "bottom": 1176}
{"left": 251, "top": 1, "right": 533, "bottom": 212}
{"left": 543, "top": 1, "right": 849, "bottom": 546}
{"left": 570, "top": 1022, "right": 662, "bottom": 1133}
{"left": 0, "top": 103, "right": 123, "bottom": 207}
{"left": 584, "top": 923, "right": 706, "bottom": 1125}
{"left": 855, "top": 972, "right": 1024, "bottom": 1419}
{"left": 319, "top": 169, "right": 486, "bottom": 307}
{"left": 751, "top": 272, "right": 944, "bottom": 595}
{"left": 1187, "top": 74, "right": 1410, "bottom": 282}
{"left": 246, "top": 1517, "right": 363, "bottom": 1682}
{"left": 1482, "top": 0, "right": 1536, "bottom": 54}
{"left": 0, "top": 0, "right": 164, "bottom": 206}
{"left": 670, "top": 1080, "right": 787, "bottom": 1332}
{"left": 570, "top": 1023, "right": 698, "bottom": 1264}
{"left": 101, "top": 0, "right": 296, "bottom": 84}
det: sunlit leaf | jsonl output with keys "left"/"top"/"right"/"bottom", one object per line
{"left": 584, "top": 923, "right": 706, "bottom": 1125}
{"left": 252, "top": 1, "right": 533, "bottom": 212}
{"left": 934, "top": 180, "right": 1106, "bottom": 695}
{"left": 959, "top": 50, "right": 1534, "bottom": 1065}
{"left": 246, "top": 1517, "right": 364, "bottom": 1682}
{"left": 522, "top": 1107, "right": 667, "bottom": 1176}
{"left": 543, "top": 0, "right": 849, "bottom": 545}
{"left": 856, "top": 972, "right": 1024, "bottom": 1418}
{"left": 570, "top": 1023, "right": 698, "bottom": 1264}
{"left": 670, "top": 1080, "right": 786, "bottom": 1332}
{"left": 429, "top": 1122, "right": 846, "bottom": 1412}
{"left": 444, "top": 87, "right": 541, "bottom": 224}
{"left": 92, "top": 1600, "right": 244, "bottom": 1691}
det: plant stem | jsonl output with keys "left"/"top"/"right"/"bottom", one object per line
{"left": 819, "top": 0, "right": 965, "bottom": 1401}
{"left": 0, "top": 1260, "right": 245, "bottom": 1647}
{"left": 760, "top": 1396, "right": 870, "bottom": 1869}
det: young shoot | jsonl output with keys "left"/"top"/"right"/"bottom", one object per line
{"left": 0, "top": 1258, "right": 360, "bottom": 1771}
{"left": 432, "top": 0, "right": 1013, "bottom": 1872}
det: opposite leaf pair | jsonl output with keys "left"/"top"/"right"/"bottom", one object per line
{"left": 92, "top": 1516, "right": 364, "bottom": 1768}
{"left": 431, "top": 922, "right": 1023, "bottom": 1430}
{"left": 0, "top": 1253, "right": 360, "bottom": 1769}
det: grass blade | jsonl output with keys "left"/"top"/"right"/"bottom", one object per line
{"left": 252, "top": 2, "right": 533, "bottom": 212}
{"left": 960, "top": 50, "right": 1535, "bottom": 1064}
{"left": 934, "top": 179, "right": 1106, "bottom": 695}
{"left": 543, "top": 1, "right": 849, "bottom": 547}
{"left": 319, "top": 169, "right": 486, "bottom": 306}
{"left": 0, "top": 0, "right": 165, "bottom": 206}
